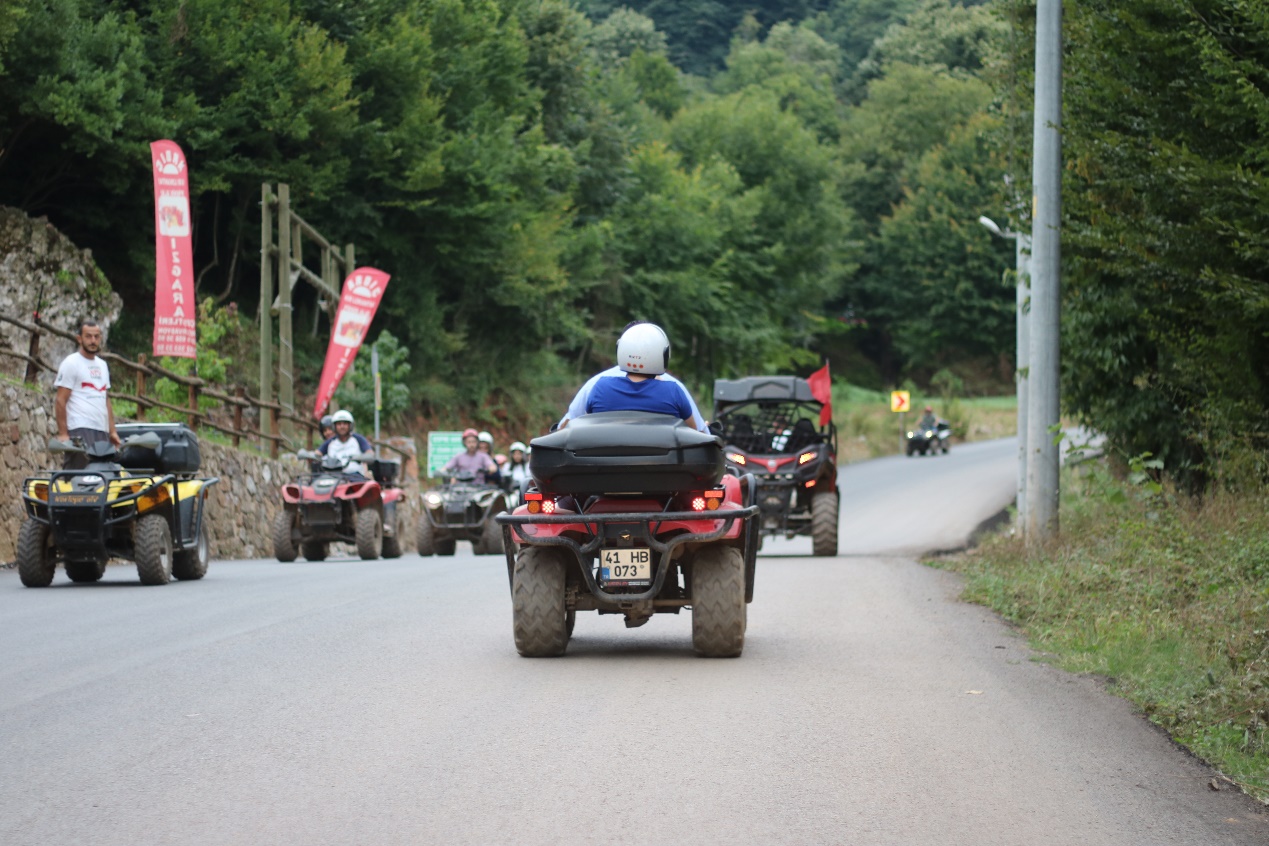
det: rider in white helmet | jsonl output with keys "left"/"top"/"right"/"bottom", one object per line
{"left": 319, "top": 409, "right": 373, "bottom": 478}
{"left": 561, "top": 322, "right": 703, "bottom": 430}
{"left": 503, "top": 440, "right": 532, "bottom": 489}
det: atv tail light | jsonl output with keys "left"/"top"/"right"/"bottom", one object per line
{"left": 691, "top": 497, "right": 707, "bottom": 512}
{"left": 525, "top": 491, "right": 544, "bottom": 514}
{"left": 798, "top": 450, "right": 817, "bottom": 465}
{"left": 541, "top": 499, "right": 557, "bottom": 515}
{"left": 726, "top": 452, "right": 747, "bottom": 465}
{"left": 705, "top": 490, "right": 723, "bottom": 511}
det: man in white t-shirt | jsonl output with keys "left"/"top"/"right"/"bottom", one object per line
{"left": 318, "top": 410, "right": 373, "bottom": 479}
{"left": 54, "top": 319, "right": 120, "bottom": 469}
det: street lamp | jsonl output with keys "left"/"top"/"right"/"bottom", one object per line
{"left": 979, "top": 215, "right": 1031, "bottom": 530}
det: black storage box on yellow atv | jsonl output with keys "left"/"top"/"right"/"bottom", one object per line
{"left": 529, "top": 411, "right": 724, "bottom": 496}
{"left": 115, "top": 423, "right": 202, "bottom": 474}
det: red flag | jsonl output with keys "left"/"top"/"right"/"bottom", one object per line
{"left": 313, "top": 268, "right": 391, "bottom": 417}
{"left": 807, "top": 362, "right": 832, "bottom": 427}
{"left": 150, "top": 140, "right": 196, "bottom": 358}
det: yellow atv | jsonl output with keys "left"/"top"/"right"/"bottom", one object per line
{"left": 18, "top": 424, "right": 219, "bottom": 587}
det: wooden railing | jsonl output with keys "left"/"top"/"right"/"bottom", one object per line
{"left": 0, "top": 313, "right": 412, "bottom": 466}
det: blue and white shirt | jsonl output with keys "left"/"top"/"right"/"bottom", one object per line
{"left": 562, "top": 367, "right": 705, "bottom": 430}
{"left": 319, "top": 433, "right": 373, "bottom": 475}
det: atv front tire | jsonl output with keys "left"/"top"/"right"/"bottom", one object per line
{"left": 478, "top": 513, "right": 504, "bottom": 556}
{"left": 17, "top": 520, "right": 57, "bottom": 587}
{"left": 355, "top": 509, "right": 383, "bottom": 560}
{"left": 415, "top": 515, "right": 436, "bottom": 556}
{"left": 134, "top": 513, "right": 174, "bottom": 585}
{"left": 691, "top": 545, "right": 746, "bottom": 657}
{"left": 512, "top": 547, "right": 569, "bottom": 657}
{"left": 811, "top": 491, "right": 839, "bottom": 557}
{"left": 272, "top": 510, "right": 298, "bottom": 562}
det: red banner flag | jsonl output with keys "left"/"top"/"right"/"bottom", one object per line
{"left": 150, "top": 140, "right": 197, "bottom": 358}
{"left": 313, "top": 268, "right": 391, "bottom": 417}
{"left": 807, "top": 362, "right": 833, "bottom": 427}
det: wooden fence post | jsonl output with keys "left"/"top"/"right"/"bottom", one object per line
{"left": 135, "top": 354, "right": 147, "bottom": 422}
{"left": 270, "top": 411, "right": 280, "bottom": 459}
{"left": 232, "top": 387, "right": 244, "bottom": 448}
{"left": 188, "top": 383, "right": 198, "bottom": 431}
{"left": 23, "top": 323, "right": 40, "bottom": 385}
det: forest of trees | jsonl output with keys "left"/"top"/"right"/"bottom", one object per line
{"left": 0, "top": 0, "right": 1265, "bottom": 487}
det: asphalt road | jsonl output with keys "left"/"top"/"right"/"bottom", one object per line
{"left": 1, "top": 438, "right": 1265, "bottom": 845}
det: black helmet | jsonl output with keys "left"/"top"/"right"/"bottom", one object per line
{"left": 320, "top": 414, "right": 334, "bottom": 429}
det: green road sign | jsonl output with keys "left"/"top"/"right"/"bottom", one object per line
{"left": 426, "top": 431, "right": 465, "bottom": 478}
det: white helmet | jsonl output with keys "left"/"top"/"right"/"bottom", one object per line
{"left": 332, "top": 410, "right": 354, "bottom": 426}
{"left": 617, "top": 322, "right": 670, "bottom": 375}
{"left": 509, "top": 441, "right": 527, "bottom": 453}
{"left": 478, "top": 431, "right": 494, "bottom": 445}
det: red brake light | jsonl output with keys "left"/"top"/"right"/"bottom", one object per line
{"left": 524, "top": 492, "right": 543, "bottom": 500}
{"left": 541, "top": 499, "right": 556, "bottom": 515}
{"left": 691, "top": 497, "right": 706, "bottom": 512}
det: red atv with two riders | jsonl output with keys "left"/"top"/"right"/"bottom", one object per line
{"left": 496, "top": 411, "right": 759, "bottom": 658}
{"left": 272, "top": 449, "right": 404, "bottom": 562}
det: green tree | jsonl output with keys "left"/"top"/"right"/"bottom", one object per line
{"left": 333, "top": 330, "right": 412, "bottom": 426}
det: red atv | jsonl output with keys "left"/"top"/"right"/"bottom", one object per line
{"left": 496, "top": 411, "right": 759, "bottom": 658}
{"left": 273, "top": 450, "right": 405, "bottom": 561}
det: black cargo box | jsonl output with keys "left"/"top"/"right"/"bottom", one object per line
{"left": 371, "top": 458, "right": 400, "bottom": 485}
{"left": 530, "top": 411, "right": 723, "bottom": 496}
{"left": 115, "top": 423, "right": 202, "bottom": 474}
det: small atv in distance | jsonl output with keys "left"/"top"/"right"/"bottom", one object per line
{"left": 496, "top": 411, "right": 759, "bottom": 658}
{"left": 906, "top": 420, "right": 951, "bottom": 456}
{"left": 713, "top": 376, "right": 840, "bottom": 556}
{"left": 273, "top": 450, "right": 404, "bottom": 562}
{"left": 416, "top": 470, "right": 508, "bottom": 557}
{"left": 18, "top": 424, "right": 219, "bottom": 587}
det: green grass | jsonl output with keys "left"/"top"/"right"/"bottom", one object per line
{"left": 936, "top": 466, "right": 1269, "bottom": 802}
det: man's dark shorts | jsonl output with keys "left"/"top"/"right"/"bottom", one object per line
{"left": 63, "top": 428, "right": 112, "bottom": 470}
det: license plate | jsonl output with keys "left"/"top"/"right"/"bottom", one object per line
{"left": 600, "top": 548, "right": 652, "bottom": 584}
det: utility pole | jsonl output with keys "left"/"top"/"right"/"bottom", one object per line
{"left": 979, "top": 217, "right": 1031, "bottom": 531}
{"left": 1027, "top": 0, "right": 1062, "bottom": 542}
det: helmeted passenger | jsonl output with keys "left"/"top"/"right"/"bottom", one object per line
{"left": 318, "top": 410, "right": 373, "bottom": 479}
{"left": 565, "top": 323, "right": 703, "bottom": 430}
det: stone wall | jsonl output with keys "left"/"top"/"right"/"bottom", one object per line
{"left": 0, "top": 206, "right": 123, "bottom": 385}
{"left": 2, "top": 383, "right": 419, "bottom": 564}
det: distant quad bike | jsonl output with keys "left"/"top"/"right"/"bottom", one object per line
{"left": 273, "top": 450, "right": 404, "bottom": 562}
{"left": 495, "top": 411, "right": 759, "bottom": 658}
{"left": 906, "top": 420, "right": 951, "bottom": 456}
{"left": 713, "top": 376, "right": 840, "bottom": 556}
{"left": 416, "top": 470, "right": 508, "bottom": 557}
{"left": 17, "top": 424, "right": 219, "bottom": 587}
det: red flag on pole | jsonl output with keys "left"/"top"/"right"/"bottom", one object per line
{"left": 313, "top": 268, "right": 391, "bottom": 417}
{"left": 150, "top": 140, "right": 197, "bottom": 358}
{"left": 807, "top": 362, "right": 832, "bottom": 427}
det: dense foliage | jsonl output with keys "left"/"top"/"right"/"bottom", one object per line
{"left": 0, "top": 0, "right": 1016, "bottom": 429}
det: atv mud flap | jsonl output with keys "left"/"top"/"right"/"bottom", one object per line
{"left": 497, "top": 506, "right": 759, "bottom": 605}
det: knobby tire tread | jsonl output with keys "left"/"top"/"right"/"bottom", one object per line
{"left": 811, "top": 491, "right": 839, "bottom": 557}
{"left": 272, "top": 510, "right": 298, "bottom": 562}
{"left": 134, "top": 513, "right": 173, "bottom": 586}
{"left": 17, "top": 520, "right": 56, "bottom": 587}
{"left": 691, "top": 545, "right": 746, "bottom": 657}
{"left": 355, "top": 508, "right": 382, "bottom": 560}
{"left": 512, "top": 547, "right": 569, "bottom": 657}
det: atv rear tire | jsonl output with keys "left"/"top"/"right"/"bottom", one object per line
{"left": 356, "top": 509, "right": 382, "bottom": 560}
{"left": 437, "top": 538, "right": 457, "bottom": 556}
{"left": 272, "top": 510, "right": 298, "bottom": 562}
{"left": 134, "top": 513, "right": 174, "bottom": 585}
{"left": 17, "top": 520, "right": 56, "bottom": 587}
{"left": 381, "top": 509, "right": 403, "bottom": 559}
{"left": 512, "top": 547, "right": 569, "bottom": 657}
{"left": 301, "top": 540, "right": 328, "bottom": 562}
{"left": 691, "top": 545, "right": 746, "bottom": 657}
{"left": 173, "top": 527, "right": 210, "bottom": 581}
{"left": 65, "top": 560, "right": 107, "bottom": 583}
{"left": 811, "top": 491, "right": 839, "bottom": 557}
{"left": 415, "top": 515, "right": 436, "bottom": 556}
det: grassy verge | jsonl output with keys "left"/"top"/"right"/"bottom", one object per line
{"left": 935, "top": 462, "right": 1269, "bottom": 802}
